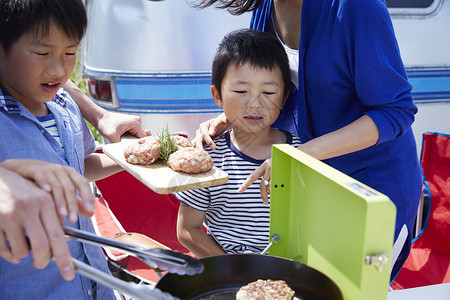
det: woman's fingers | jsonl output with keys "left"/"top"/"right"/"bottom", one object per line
{"left": 192, "top": 113, "right": 229, "bottom": 149}
{"left": 238, "top": 159, "right": 271, "bottom": 193}
{"left": 238, "top": 159, "right": 272, "bottom": 204}
{"left": 259, "top": 175, "right": 270, "bottom": 205}
{"left": 97, "top": 110, "right": 146, "bottom": 143}
{"left": 193, "top": 120, "right": 217, "bottom": 149}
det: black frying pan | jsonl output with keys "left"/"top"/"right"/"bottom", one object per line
{"left": 156, "top": 254, "right": 342, "bottom": 300}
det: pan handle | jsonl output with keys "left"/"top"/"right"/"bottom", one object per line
{"left": 69, "top": 257, "right": 178, "bottom": 300}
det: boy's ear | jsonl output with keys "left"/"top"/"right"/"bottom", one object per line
{"left": 211, "top": 85, "right": 223, "bottom": 108}
{"left": 281, "top": 89, "right": 291, "bottom": 109}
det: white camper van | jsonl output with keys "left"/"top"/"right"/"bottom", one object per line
{"left": 82, "top": 0, "right": 251, "bottom": 139}
{"left": 82, "top": 0, "right": 450, "bottom": 145}
{"left": 389, "top": 0, "right": 450, "bottom": 148}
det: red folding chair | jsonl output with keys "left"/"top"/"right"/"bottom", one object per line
{"left": 391, "top": 132, "right": 450, "bottom": 289}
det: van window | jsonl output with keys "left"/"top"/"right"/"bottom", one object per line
{"left": 386, "top": 0, "right": 434, "bottom": 8}
{"left": 387, "top": 0, "right": 441, "bottom": 16}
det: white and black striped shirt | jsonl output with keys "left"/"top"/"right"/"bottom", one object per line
{"left": 37, "top": 113, "right": 64, "bottom": 151}
{"left": 175, "top": 130, "right": 301, "bottom": 254}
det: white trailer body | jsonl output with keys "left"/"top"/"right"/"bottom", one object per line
{"left": 82, "top": 0, "right": 450, "bottom": 148}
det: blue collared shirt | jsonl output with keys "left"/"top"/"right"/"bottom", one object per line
{"left": 0, "top": 86, "right": 115, "bottom": 299}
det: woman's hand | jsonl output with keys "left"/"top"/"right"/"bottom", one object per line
{"left": 192, "top": 113, "right": 230, "bottom": 149}
{"left": 1, "top": 159, "right": 95, "bottom": 222}
{"left": 96, "top": 111, "right": 147, "bottom": 143}
{"left": 238, "top": 158, "right": 272, "bottom": 205}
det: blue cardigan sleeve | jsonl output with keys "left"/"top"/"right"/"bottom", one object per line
{"left": 338, "top": 0, "right": 417, "bottom": 144}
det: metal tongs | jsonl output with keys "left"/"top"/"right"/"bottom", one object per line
{"left": 69, "top": 258, "right": 176, "bottom": 300}
{"left": 62, "top": 226, "right": 204, "bottom": 300}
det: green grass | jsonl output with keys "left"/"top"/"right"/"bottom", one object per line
{"left": 70, "top": 52, "right": 87, "bottom": 93}
{"left": 70, "top": 51, "right": 103, "bottom": 143}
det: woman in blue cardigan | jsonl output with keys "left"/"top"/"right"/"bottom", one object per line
{"left": 193, "top": 0, "right": 422, "bottom": 281}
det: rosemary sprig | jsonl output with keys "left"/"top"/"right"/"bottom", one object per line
{"left": 158, "top": 122, "right": 179, "bottom": 162}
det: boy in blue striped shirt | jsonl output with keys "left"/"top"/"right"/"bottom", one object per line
{"left": 0, "top": 0, "right": 121, "bottom": 298}
{"left": 176, "top": 29, "right": 301, "bottom": 257}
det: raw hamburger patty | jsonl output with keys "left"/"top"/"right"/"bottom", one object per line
{"left": 172, "top": 135, "right": 193, "bottom": 148}
{"left": 167, "top": 147, "right": 213, "bottom": 174}
{"left": 123, "top": 136, "right": 161, "bottom": 165}
{"left": 236, "top": 279, "right": 295, "bottom": 300}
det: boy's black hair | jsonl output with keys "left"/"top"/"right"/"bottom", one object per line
{"left": 0, "top": 0, "right": 87, "bottom": 54}
{"left": 212, "top": 28, "right": 291, "bottom": 99}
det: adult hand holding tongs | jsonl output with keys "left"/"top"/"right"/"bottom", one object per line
{"left": 61, "top": 226, "right": 204, "bottom": 300}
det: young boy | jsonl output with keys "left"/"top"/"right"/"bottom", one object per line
{"left": 0, "top": 0, "right": 121, "bottom": 298}
{"left": 176, "top": 29, "right": 301, "bottom": 257}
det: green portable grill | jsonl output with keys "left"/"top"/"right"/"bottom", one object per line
{"left": 269, "top": 144, "right": 396, "bottom": 300}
